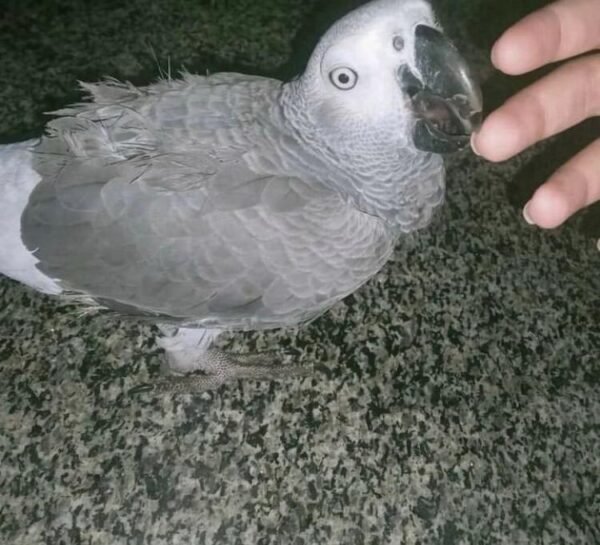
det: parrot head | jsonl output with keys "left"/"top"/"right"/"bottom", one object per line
{"left": 288, "top": 0, "right": 482, "bottom": 155}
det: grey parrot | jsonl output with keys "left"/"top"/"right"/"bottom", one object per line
{"left": 0, "top": 0, "right": 481, "bottom": 392}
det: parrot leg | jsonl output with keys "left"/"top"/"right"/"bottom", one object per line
{"left": 129, "top": 326, "right": 310, "bottom": 395}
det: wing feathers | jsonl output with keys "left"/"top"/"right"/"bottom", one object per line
{"left": 22, "top": 74, "right": 393, "bottom": 328}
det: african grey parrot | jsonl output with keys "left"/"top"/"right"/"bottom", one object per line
{"left": 0, "top": 0, "right": 481, "bottom": 392}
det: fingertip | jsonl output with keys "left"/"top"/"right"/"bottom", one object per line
{"left": 490, "top": 9, "right": 552, "bottom": 75}
{"left": 522, "top": 202, "right": 535, "bottom": 225}
{"left": 491, "top": 31, "right": 523, "bottom": 75}
{"left": 470, "top": 133, "right": 481, "bottom": 156}
{"left": 491, "top": 24, "right": 541, "bottom": 76}
{"left": 526, "top": 184, "right": 573, "bottom": 229}
{"left": 470, "top": 111, "right": 523, "bottom": 162}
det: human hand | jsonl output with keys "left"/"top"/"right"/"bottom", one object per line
{"left": 471, "top": 0, "right": 600, "bottom": 234}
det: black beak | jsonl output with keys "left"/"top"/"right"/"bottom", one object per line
{"left": 399, "top": 24, "right": 482, "bottom": 154}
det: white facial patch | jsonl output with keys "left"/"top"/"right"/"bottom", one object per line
{"left": 318, "top": 27, "right": 410, "bottom": 125}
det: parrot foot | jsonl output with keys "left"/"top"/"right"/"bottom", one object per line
{"left": 130, "top": 349, "right": 310, "bottom": 395}
{"left": 168, "top": 350, "right": 308, "bottom": 394}
{"left": 129, "top": 327, "right": 310, "bottom": 395}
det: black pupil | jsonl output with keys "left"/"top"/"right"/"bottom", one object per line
{"left": 338, "top": 72, "right": 350, "bottom": 85}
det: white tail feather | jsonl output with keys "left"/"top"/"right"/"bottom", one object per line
{"left": 0, "top": 140, "right": 62, "bottom": 294}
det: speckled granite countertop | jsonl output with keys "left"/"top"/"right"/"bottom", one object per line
{"left": 0, "top": 1, "right": 598, "bottom": 544}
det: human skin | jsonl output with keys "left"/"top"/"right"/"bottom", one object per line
{"left": 471, "top": 0, "right": 600, "bottom": 243}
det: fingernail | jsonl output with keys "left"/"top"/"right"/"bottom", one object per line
{"left": 470, "top": 133, "right": 481, "bottom": 156}
{"left": 596, "top": 239, "right": 600, "bottom": 252}
{"left": 523, "top": 202, "right": 536, "bottom": 225}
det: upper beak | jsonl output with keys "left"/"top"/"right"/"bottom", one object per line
{"left": 399, "top": 24, "right": 483, "bottom": 154}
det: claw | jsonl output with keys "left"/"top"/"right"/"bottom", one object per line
{"left": 127, "top": 383, "right": 156, "bottom": 396}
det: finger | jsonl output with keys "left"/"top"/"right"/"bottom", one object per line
{"left": 472, "top": 53, "right": 600, "bottom": 161}
{"left": 523, "top": 138, "right": 600, "bottom": 228}
{"left": 492, "top": 0, "right": 600, "bottom": 75}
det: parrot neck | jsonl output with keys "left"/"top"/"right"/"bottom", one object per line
{"left": 278, "top": 80, "right": 446, "bottom": 232}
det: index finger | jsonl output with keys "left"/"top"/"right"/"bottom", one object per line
{"left": 492, "top": 0, "right": 600, "bottom": 75}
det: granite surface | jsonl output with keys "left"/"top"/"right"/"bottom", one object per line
{"left": 0, "top": 1, "right": 599, "bottom": 544}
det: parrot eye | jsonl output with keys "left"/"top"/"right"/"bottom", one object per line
{"left": 393, "top": 36, "right": 405, "bottom": 51}
{"left": 329, "top": 67, "right": 358, "bottom": 90}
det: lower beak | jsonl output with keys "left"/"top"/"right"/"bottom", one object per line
{"left": 400, "top": 24, "right": 483, "bottom": 154}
